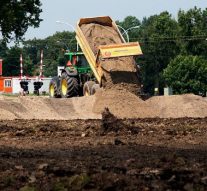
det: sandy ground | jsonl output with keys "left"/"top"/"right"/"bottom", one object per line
{"left": 0, "top": 93, "right": 207, "bottom": 120}
{"left": 0, "top": 95, "right": 100, "bottom": 120}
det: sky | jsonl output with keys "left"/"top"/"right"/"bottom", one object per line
{"left": 24, "top": 0, "right": 207, "bottom": 40}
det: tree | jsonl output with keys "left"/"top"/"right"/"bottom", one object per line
{"left": 2, "top": 46, "right": 22, "bottom": 76}
{"left": 116, "top": 16, "right": 141, "bottom": 41}
{"left": 22, "top": 31, "right": 76, "bottom": 77}
{"left": 117, "top": 16, "right": 140, "bottom": 29}
{"left": 138, "top": 12, "right": 180, "bottom": 94}
{"left": 178, "top": 7, "right": 207, "bottom": 57}
{"left": 164, "top": 55, "right": 207, "bottom": 95}
{"left": 0, "top": 40, "right": 8, "bottom": 58}
{"left": 0, "top": 0, "right": 42, "bottom": 42}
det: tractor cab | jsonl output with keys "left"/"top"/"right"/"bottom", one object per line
{"left": 64, "top": 52, "right": 91, "bottom": 74}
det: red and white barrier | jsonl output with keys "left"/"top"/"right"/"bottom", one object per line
{"left": 20, "top": 54, "right": 23, "bottom": 79}
{"left": 0, "top": 59, "right": 3, "bottom": 76}
{"left": 39, "top": 50, "right": 43, "bottom": 79}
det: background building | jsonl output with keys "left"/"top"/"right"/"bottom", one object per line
{"left": 0, "top": 76, "right": 51, "bottom": 94}
{"left": 0, "top": 59, "right": 51, "bottom": 94}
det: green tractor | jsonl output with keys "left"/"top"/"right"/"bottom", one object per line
{"left": 49, "top": 51, "right": 99, "bottom": 98}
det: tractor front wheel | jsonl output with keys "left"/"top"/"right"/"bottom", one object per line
{"left": 49, "top": 77, "right": 61, "bottom": 98}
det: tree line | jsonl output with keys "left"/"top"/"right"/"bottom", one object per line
{"left": 0, "top": 4, "right": 207, "bottom": 95}
{"left": 117, "top": 8, "right": 207, "bottom": 95}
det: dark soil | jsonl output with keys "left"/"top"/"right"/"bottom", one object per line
{"left": 0, "top": 115, "right": 207, "bottom": 190}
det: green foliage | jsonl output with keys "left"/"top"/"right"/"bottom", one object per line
{"left": 2, "top": 46, "right": 21, "bottom": 76}
{"left": 117, "top": 16, "right": 141, "bottom": 29}
{"left": 22, "top": 31, "right": 75, "bottom": 77}
{"left": 51, "top": 174, "right": 90, "bottom": 191}
{"left": 2, "top": 176, "right": 16, "bottom": 187}
{"left": 19, "top": 185, "right": 37, "bottom": 191}
{"left": 138, "top": 12, "right": 180, "bottom": 94}
{"left": 52, "top": 182, "right": 67, "bottom": 191}
{"left": 67, "top": 174, "right": 90, "bottom": 190}
{"left": 0, "top": 40, "right": 8, "bottom": 57}
{"left": 117, "top": 8, "right": 207, "bottom": 95}
{"left": 116, "top": 16, "right": 141, "bottom": 41}
{"left": 178, "top": 7, "right": 207, "bottom": 57}
{"left": 164, "top": 55, "right": 207, "bottom": 95}
{"left": 0, "top": 31, "right": 75, "bottom": 77}
{"left": 0, "top": 0, "right": 42, "bottom": 42}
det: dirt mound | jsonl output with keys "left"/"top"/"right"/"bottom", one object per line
{"left": 147, "top": 94, "right": 207, "bottom": 118}
{"left": 0, "top": 95, "right": 100, "bottom": 120}
{"left": 93, "top": 90, "right": 207, "bottom": 118}
{"left": 0, "top": 93, "right": 207, "bottom": 120}
{"left": 93, "top": 89, "right": 157, "bottom": 118}
{"left": 80, "top": 23, "right": 141, "bottom": 95}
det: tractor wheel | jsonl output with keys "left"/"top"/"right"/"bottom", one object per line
{"left": 49, "top": 77, "right": 61, "bottom": 98}
{"left": 83, "top": 81, "right": 96, "bottom": 96}
{"left": 91, "top": 84, "right": 100, "bottom": 95}
{"left": 60, "top": 72, "right": 79, "bottom": 98}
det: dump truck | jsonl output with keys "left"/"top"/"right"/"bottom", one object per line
{"left": 49, "top": 16, "right": 142, "bottom": 98}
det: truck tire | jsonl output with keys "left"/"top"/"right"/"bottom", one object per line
{"left": 83, "top": 81, "right": 96, "bottom": 96}
{"left": 60, "top": 72, "right": 79, "bottom": 98}
{"left": 49, "top": 77, "right": 61, "bottom": 98}
{"left": 91, "top": 84, "right": 100, "bottom": 95}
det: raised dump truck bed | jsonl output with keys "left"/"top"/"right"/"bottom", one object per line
{"left": 75, "top": 16, "right": 142, "bottom": 88}
{"left": 49, "top": 16, "right": 143, "bottom": 99}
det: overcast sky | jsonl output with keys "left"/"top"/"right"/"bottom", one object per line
{"left": 24, "top": 0, "right": 207, "bottom": 40}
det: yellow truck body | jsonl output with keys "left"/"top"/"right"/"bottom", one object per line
{"left": 75, "top": 16, "right": 142, "bottom": 84}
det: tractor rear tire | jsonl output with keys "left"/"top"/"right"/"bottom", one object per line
{"left": 49, "top": 77, "right": 61, "bottom": 98}
{"left": 60, "top": 72, "right": 79, "bottom": 98}
{"left": 83, "top": 81, "right": 96, "bottom": 96}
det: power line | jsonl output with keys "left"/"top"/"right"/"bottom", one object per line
{"left": 130, "top": 35, "right": 207, "bottom": 42}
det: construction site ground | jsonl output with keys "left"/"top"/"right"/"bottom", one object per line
{"left": 0, "top": 94, "right": 207, "bottom": 190}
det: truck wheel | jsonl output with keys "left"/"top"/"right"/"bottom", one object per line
{"left": 60, "top": 72, "right": 79, "bottom": 98}
{"left": 83, "top": 81, "right": 96, "bottom": 96}
{"left": 49, "top": 77, "right": 61, "bottom": 98}
{"left": 91, "top": 84, "right": 100, "bottom": 95}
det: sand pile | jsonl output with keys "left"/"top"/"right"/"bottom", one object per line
{"left": 93, "top": 90, "right": 207, "bottom": 118}
{"left": 80, "top": 23, "right": 141, "bottom": 95}
{"left": 0, "top": 95, "right": 100, "bottom": 120}
{"left": 0, "top": 93, "right": 207, "bottom": 120}
{"left": 80, "top": 23, "right": 122, "bottom": 54}
{"left": 147, "top": 94, "right": 207, "bottom": 118}
{"left": 93, "top": 89, "right": 156, "bottom": 118}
